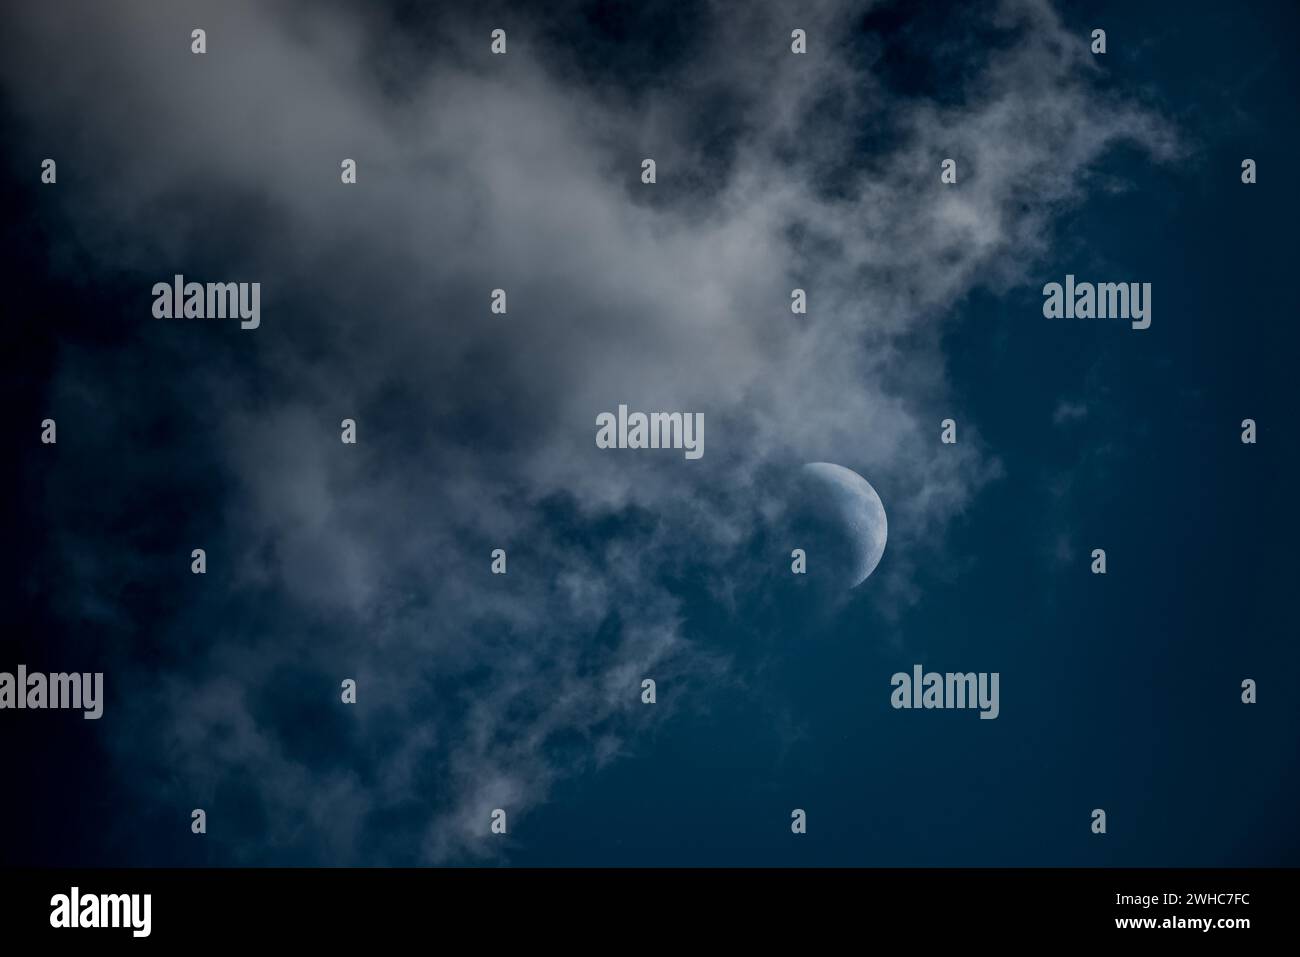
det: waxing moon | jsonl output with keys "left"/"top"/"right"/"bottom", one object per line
{"left": 799, "top": 462, "right": 888, "bottom": 587}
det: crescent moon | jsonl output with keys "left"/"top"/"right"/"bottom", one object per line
{"left": 800, "top": 462, "right": 888, "bottom": 587}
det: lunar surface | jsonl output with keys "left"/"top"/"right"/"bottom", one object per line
{"left": 799, "top": 462, "right": 888, "bottom": 587}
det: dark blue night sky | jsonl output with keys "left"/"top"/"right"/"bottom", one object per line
{"left": 2, "top": 0, "right": 1297, "bottom": 867}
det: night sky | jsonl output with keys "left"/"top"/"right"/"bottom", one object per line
{"left": 2, "top": 0, "right": 1297, "bottom": 867}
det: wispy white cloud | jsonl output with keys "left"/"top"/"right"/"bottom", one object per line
{"left": 3, "top": 0, "right": 1177, "bottom": 861}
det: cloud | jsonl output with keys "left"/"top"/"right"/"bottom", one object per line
{"left": 1053, "top": 400, "right": 1089, "bottom": 425}
{"left": 2, "top": 0, "right": 1176, "bottom": 861}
